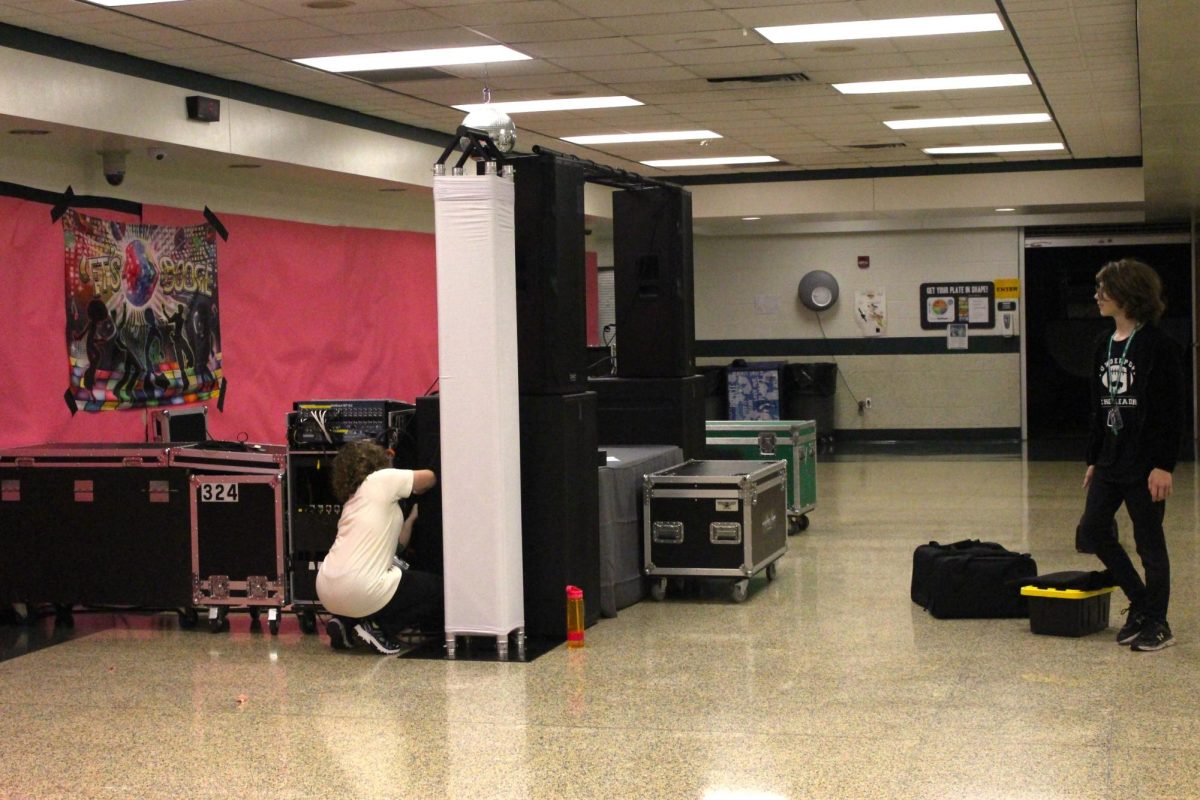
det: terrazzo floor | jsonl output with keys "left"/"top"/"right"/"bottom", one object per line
{"left": 2, "top": 455, "right": 1199, "bottom": 799}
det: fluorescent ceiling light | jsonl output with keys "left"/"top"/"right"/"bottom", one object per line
{"left": 885, "top": 112, "right": 1051, "bottom": 130}
{"left": 995, "top": 208, "right": 1016, "bottom": 212}
{"left": 923, "top": 143, "right": 1065, "bottom": 154}
{"left": 742, "top": 217, "right": 762, "bottom": 221}
{"left": 88, "top": 0, "right": 187, "bottom": 5}
{"left": 454, "top": 96, "right": 642, "bottom": 114}
{"left": 562, "top": 130, "right": 721, "bottom": 145}
{"left": 295, "top": 45, "right": 530, "bottom": 73}
{"left": 833, "top": 74, "right": 1031, "bottom": 94}
{"left": 641, "top": 156, "right": 779, "bottom": 168}
{"left": 758, "top": 13, "right": 1002, "bottom": 43}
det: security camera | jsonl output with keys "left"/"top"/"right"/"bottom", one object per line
{"left": 99, "top": 150, "right": 128, "bottom": 187}
{"left": 147, "top": 147, "right": 167, "bottom": 161}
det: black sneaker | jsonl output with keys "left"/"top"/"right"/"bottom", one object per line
{"left": 353, "top": 621, "right": 403, "bottom": 655}
{"left": 1116, "top": 608, "right": 1147, "bottom": 645}
{"left": 327, "top": 616, "right": 356, "bottom": 651}
{"left": 1130, "top": 620, "right": 1175, "bottom": 652}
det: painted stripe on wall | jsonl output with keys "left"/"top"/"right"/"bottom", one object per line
{"left": 697, "top": 337, "right": 1020, "bottom": 358}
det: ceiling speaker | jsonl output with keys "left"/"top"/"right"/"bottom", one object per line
{"left": 798, "top": 270, "right": 840, "bottom": 311}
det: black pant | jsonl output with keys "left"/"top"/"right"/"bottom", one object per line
{"left": 1080, "top": 472, "right": 1170, "bottom": 622}
{"left": 371, "top": 568, "right": 444, "bottom": 637}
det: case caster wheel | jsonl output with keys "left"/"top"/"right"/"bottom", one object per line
{"left": 298, "top": 610, "right": 317, "bottom": 635}
{"left": 208, "top": 608, "right": 229, "bottom": 633}
{"left": 267, "top": 608, "right": 280, "bottom": 636}
{"left": 248, "top": 606, "right": 261, "bottom": 622}
{"left": 796, "top": 514, "right": 810, "bottom": 532}
{"left": 649, "top": 578, "right": 667, "bottom": 601}
{"left": 730, "top": 579, "right": 749, "bottom": 603}
{"left": 766, "top": 562, "right": 778, "bottom": 581}
{"left": 178, "top": 608, "right": 199, "bottom": 630}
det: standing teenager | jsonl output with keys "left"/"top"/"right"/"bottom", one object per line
{"left": 1081, "top": 258, "right": 1184, "bottom": 652}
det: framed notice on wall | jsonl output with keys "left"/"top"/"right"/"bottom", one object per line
{"left": 920, "top": 281, "right": 995, "bottom": 330}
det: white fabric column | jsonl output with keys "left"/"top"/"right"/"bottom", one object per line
{"left": 433, "top": 172, "right": 524, "bottom": 641}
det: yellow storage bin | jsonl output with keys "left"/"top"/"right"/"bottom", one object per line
{"left": 1020, "top": 585, "right": 1116, "bottom": 637}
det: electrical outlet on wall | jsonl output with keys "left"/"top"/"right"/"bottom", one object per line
{"left": 858, "top": 398, "right": 873, "bottom": 414}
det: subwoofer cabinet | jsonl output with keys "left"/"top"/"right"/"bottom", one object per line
{"left": 518, "top": 391, "right": 600, "bottom": 638}
{"left": 588, "top": 375, "right": 706, "bottom": 460}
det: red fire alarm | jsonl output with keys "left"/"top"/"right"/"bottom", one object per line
{"left": 858, "top": 255, "right": 870, "bottom": 269}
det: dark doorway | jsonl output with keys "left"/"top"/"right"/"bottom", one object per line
{"left": 1024, "top": 240, "right": 1194, "bottom": 460}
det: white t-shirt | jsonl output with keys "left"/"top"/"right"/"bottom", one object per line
{"left": 315, "top": 468, "right": 415, "bottom": 618}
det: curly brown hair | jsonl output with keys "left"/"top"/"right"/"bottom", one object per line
{"left": 1096, "top": 258, "right": 1166, "bottom": 324}
{"left": 330, "top": 440, "right": 392, "bottom": 503}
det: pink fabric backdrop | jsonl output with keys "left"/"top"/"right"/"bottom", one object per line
{"left": 0, "top": 196, "right": 438, "bottom": 447}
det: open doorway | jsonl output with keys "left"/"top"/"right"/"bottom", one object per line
{"left": 1024, "top": 236, "right": 1194, "bottom": 460}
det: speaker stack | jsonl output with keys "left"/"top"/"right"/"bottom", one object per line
{"left": 590, "top": 185, "right": 705, "bottom": 459}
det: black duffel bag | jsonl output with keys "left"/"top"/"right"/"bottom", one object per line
{"left": 911, "top": 539, "right": 1009, "bottom": 608}
{"left": 911, "top": 539, "right": 1037, "bottom": 619}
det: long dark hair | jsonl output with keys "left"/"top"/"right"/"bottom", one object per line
{"left": 331, "top": 440, "right": 392, "bottom": 503}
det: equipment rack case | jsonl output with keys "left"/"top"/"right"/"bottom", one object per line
{"left": 174, "top": 444, "right": 288, "bottom": 633}
{"left": 643, "top": 459, "right": 788, "bottom": 603}
{"left": 285, "top": 449, "right": 340, "bottom": 634}
{"left": 704, "top": 419, "right": 817, "bottom": 532}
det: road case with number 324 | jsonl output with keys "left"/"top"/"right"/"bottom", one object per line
{"left": 189, "top": 472, "right": 286, "bottom": 633}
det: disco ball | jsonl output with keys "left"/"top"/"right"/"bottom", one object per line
{"left": 461, "top": 105, "right": 517, "bottom": 154}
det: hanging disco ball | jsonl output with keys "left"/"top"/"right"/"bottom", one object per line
{"left": 461, "top": 105, "right": 517, "bottom": 153}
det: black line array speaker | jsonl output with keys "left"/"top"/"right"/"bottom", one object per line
{"left": 613, "top": 186, "right": 696, "bottom": 378}
{"left": 588, "top": 375, "right": 706, "bottom": 460}
{"left": 519, "top": 391, "right": 600, "bottom": 638}
{"left": 515, "top": 153, "right": 588, "bottom": 394}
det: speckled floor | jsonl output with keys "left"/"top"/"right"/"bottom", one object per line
{"left": 2, "top": 456, "right": 1198, "bottom": 799}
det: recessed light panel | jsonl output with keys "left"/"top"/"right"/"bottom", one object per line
{"left": 641, "top": 156, "right": 779, "bottom": 168}
{"left": 562, "top": 130, "right": 720, "bottom": 145}
{"left": 834, "top": 74, "right": 1031, "bottom": 94}
{"left": 923, "top": 143, "right": 1065, "bottom": 154}
{"left": 296, "top": 45, "right": 530, "bottom": 73}
{"left": 757, "top": 13, "right": 1002, "bottom": 44}
{"left": 885, "top": 113, "right": 1051, "bottom": 130}
{"left": 454, "top": 96, "right": 642, "bottom": 114}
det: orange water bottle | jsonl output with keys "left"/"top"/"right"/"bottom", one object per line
{"left": 565, "top": 585, "right": 585, "bottom": 648}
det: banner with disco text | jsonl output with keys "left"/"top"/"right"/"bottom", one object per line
{"left": 64, "top": 209, "right": 222, "bottom": 410}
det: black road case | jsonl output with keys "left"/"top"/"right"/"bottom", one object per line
{"left": 0, "top": 443, "right": 192, "bottom": 613}
{"left": 176, "top": 444, "right": 288, "bottom": 633}
{"left": 643, "top": 459, "right": 788, "bottom": 603}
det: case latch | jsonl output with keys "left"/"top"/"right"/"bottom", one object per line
{"left": 1, "top": 479, "right": 19, "bottom": 502}
{"left": 74, "top": 480, "right": 94, "bottom": 503}
{"left": 757, "top": 431, "right": 777, "bottom": 456}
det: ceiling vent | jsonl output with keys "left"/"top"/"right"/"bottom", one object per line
{"left": 845, "top": 142, "right": 907, "bottom": 150}
{"left": 707, "top": 72, "right": 811, "bottom": 85}
{"left": 351, "top": 67, "right": 457, "bottom": 84}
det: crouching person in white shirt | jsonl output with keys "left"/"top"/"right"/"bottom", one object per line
{"left": 316, "top": 440, "right": 440, "bottom": 654}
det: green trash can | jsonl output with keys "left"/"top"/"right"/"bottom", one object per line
{"left": 704, "top": 419, "right": 817, "bottom": 533}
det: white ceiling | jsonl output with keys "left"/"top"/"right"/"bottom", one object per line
{"left": 0, "top": 0, "right": 1191, "bottom": 220}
